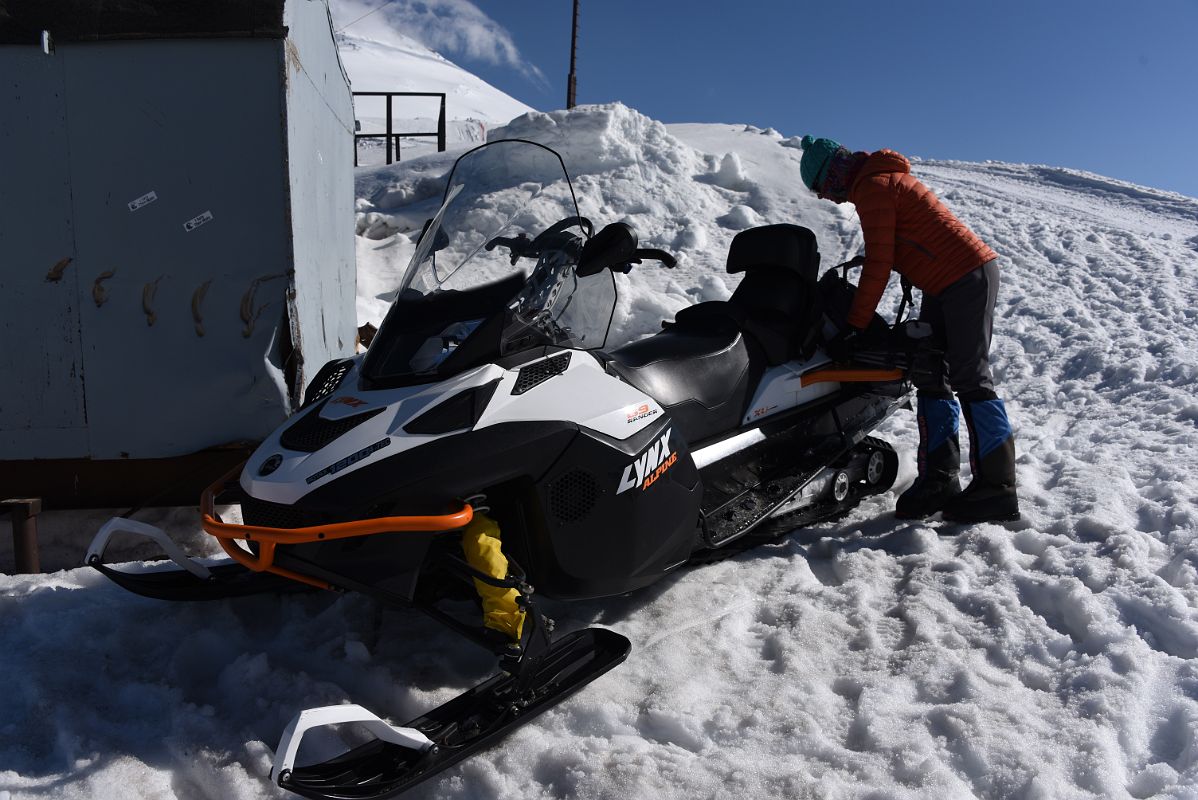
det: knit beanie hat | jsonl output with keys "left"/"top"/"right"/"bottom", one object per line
{"left": 800, "top": 135, "right": 842, "bottom": 191}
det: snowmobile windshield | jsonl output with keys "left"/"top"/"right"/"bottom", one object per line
{"left": 362, "top": 140, "right": 617, "bottom": 388}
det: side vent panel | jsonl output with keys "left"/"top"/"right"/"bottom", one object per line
{"left": 513, "top": 352, "right": 572, "bottom": 395}
{"left": 548, "top": 469, "right": 599, "bottom": 524}
{"left": 303, "top": 359, "right": 354, "bottom": 408}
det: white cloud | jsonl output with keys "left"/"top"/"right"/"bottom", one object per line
{"left": 331, "top": 0, "right": 547, "bottom": 87}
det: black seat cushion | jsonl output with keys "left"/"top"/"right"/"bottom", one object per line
{"left": 729, "top": 269, "right": 812, "bottom": 364}
{"left": 672, "top": 301, "right": 745, "bottom": 333}
{"left": 606, "top": 328, "right": 753, "bottom": 446}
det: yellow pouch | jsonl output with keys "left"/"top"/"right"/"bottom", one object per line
{"left": 460, "top": 513, "right": 526, "bottom": 641}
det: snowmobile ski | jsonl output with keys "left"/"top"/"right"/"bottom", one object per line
{"left": 87, "top": 558, "right": 300, "bottom": 601}
{"left": 85, "top": 516, "right": 303, "bottom": 601}
{"left": 273, "top": 627, "right": 630, "bottom": 800}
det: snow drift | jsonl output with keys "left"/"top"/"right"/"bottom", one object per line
{"left": 3, "top": 103, "right": 1198, "bottom": 800}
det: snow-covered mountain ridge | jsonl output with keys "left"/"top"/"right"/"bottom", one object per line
{"left": 4, "top": 94, "right": 1198, "bottom": 800}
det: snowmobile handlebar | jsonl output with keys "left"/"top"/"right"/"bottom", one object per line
{"left": 485, "top": 217, "right": 595, "bottom": 265}
{"left": 488, "top": 218, "right": 677, "bottom": 273}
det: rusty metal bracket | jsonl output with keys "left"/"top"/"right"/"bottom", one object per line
{"left": 2, "top": 498, "right": 42, "bottom": 574}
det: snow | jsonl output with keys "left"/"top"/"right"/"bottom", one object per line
{"left": 5, "top": 18, "right": 1198, "bottom": 800}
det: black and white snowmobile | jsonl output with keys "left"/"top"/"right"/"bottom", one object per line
{"left": 86, "top": 139, "right": 921, "bottom": 800}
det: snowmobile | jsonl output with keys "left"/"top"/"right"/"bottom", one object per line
{"left": 86, "top": 139, "right": 923, "bottom": 799}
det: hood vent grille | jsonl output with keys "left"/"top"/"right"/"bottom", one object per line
{"left": 280, "top": 402, "right": 386, "bottom": 453}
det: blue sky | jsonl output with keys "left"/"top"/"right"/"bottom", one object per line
{"left": 379, "top": 0, "right": 1198, "bottom": 199}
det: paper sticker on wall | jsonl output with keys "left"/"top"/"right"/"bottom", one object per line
{"left": 183, "top": 211, "right": 214, "bottom": 232}
{"left": 128, "top": 191, "right": 158, "bottom": 212}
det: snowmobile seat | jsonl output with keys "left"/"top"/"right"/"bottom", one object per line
{"left": 668, "top": 224, "right": 823, "bottom": 364}
{"left": 605, "top": 225, "right": 822, "bottom": 443}
{"left": 604, "top": 328, "right": 754, "bottom": 446}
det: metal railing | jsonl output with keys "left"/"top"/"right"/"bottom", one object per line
{"left": 352, "top": 92, "right": 446, "bottom": 166}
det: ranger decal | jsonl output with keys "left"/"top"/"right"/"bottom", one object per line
{"left": 625, "top": 403, "right": 658, "bottom": 424}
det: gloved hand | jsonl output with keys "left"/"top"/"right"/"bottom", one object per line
{"left": 825, "top": 326, "right": 864, "bottom": 362}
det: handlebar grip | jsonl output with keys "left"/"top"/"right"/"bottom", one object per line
{"left": 485, "top": 236, "right": 518, "bottom": 252}
{"left": 486, "top": 235, "right": 534, "bottom": 265}
{"left": 634, "top": 248, "right": 677, "bottom": 268}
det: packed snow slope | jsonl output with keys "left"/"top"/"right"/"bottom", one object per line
{"left": 335, "top": 25, "right": 530, "bottom": 125}
{"left": 4, "top": 105, "right": 1198, "bottom": 800}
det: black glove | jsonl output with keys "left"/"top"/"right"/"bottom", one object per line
{"left": 825, "top": 327, "right": 863, "bottom": 362}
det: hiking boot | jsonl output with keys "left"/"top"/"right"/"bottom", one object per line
{"left": 896, "top": 473, "right": 962, "bottom": 519}
{"left": 941, "top": 397, "right": 1020, "bottom": 523}
{"left": 895, "top": 393, "right": 961, "bottom": 519}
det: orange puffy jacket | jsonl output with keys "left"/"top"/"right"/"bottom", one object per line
{"left": 846, "top": 150, "right": 997, "bottom": 330}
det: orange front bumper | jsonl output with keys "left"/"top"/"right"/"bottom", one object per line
{"left": 201, "top": 464, "right": 474, "bottom": 591}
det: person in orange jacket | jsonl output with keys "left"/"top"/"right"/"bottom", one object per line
{"left": 801, "top": 135, "right": 1019, "bottom": 523}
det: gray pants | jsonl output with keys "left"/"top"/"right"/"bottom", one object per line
{"left": 914, "top": 259, "right": 999, "bottom": 399}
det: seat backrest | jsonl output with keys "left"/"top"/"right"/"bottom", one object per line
{"left": 726, "top": 223, "right": 820, "bottom": 282}
{"left": 723, "top": 225, "right": 823, "bottom": 364}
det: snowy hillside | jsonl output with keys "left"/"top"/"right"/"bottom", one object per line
{"left": 4, "top": 103, "right": 1198, "bottom": 800}
{"left": 329, "top": 1, "right": 533, "bottom": 164}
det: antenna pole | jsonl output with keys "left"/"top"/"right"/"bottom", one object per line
{"left": 567, "top": 0, "right": 579, "bottom": 109}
